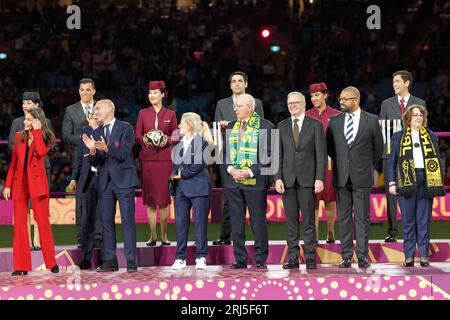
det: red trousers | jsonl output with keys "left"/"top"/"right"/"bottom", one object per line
{"left": 13, "top": 175, "right": 57, "bottom": 271}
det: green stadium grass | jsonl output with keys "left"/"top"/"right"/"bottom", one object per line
{"left": 0, "top": 221, "right": 449, "bottom": 248}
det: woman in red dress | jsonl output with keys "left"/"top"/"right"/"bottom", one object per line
{"left": 3, "top": 108, "right": 59, "bottom": 275}
{"left": 306, "top": 82, "right": 340, "bottom": 243}
{"left": 135, "top": 81, "right": 178, "bottom": 246}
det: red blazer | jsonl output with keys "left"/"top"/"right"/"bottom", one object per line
{"left": 135, "top": 106, "right": 178, "bottom": 161}
{"left": 5, "top": 130, "right": 50, "bottom": 200}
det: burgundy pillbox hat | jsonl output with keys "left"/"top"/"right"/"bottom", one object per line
{"left": 309, "top": 82, "right": 328, "bottom": 94}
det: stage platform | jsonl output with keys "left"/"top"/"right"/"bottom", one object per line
{"left": 0, "top": 263, "right": 449, "bottom": 300}
{"left": 0, "top": 240, "right": 449, "bottom": 272}
{"left": 0, "top": 241, "right": 449, "bottom": 300}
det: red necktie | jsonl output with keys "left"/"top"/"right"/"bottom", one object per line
{"left": 399, "top": 98, "right": 405, "bottom": 116}
{"left": 239, "top": 120, "right": 246, "bottom": 141}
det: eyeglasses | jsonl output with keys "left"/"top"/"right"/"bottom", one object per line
{"left": 287, "top": 101, "right": 305, "bottom": 106}
{"left": 411, "top": 114, "right": 424, "bottom": 118}
{"left": 338, "top": 97, "right": 357, "bottom": 102}
{"left": 234, "top": 104, "right": 249, "bottom": 108}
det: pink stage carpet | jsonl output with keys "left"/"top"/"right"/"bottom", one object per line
{"left": 0, "top": 241, "right": 449, "bottom": 300}
{"left": 0, "top": 263, "right": 449, "bottom": 300}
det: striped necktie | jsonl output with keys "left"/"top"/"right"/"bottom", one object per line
{"left": 345, "top": 114, "right": 354, "bottom": 146}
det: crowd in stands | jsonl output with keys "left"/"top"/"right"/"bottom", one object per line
{"left": 0, "top": 0, "right": 449, "bottom": 191}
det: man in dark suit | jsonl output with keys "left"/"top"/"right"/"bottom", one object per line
{"left": 274, "top": 92, "right": 327, "bottom": 270}
{"left": 379, "top": 70, "right": 427, "bottom": 242}
{"left": 213, "top": 71, "right": 264, "bottom": 246}
{"left": 69, "top": 112, "right": 102, "bottom": 270}
{"left": 62, "top": 78, "right": 101, "bottom": 247}
{"left": 327, "top": 86, "right": 383, "bottom": 268}
{"left": 82, "top": 99, "right": 140, "bottom": 273}
{"left": 8, "top": 91, "right": 53, "bottom": 251}
{"left": 224, "top": 93, "right": 274, "bottom": 269}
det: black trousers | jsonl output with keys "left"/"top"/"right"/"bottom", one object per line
{"left": 227, "top": 187, "right": 268, "bottom": 265}
{"left": 335, "top": 178, "right": 371, "bottom": 260}
{"left": 282, "top": 180, "right": 316, "bottom": 261}
{"left": 80, "top": 172, "right": 102, "bottom": 260}
{"left": 383, "top": 159, "right": 398, "bottom": 236}
{"left": 218, "top": 165, "right": 232, "bottom": 240}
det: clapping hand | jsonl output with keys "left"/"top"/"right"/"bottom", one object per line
{"left": 95, "top": 136, "right": 108, "bottom": 152}
{"left": 82, "top": 134, "right": 96, "bottom": 153}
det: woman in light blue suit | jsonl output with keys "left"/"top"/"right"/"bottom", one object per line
{"left": 170, "top": 113, "right": 213, "bottom": 270}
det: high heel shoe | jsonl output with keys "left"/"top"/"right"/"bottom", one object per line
{"left": 146, "top": 240, "right": 157, "bottom": 247}
{"left": 11, "top": 271, "right": 28, "bottom": 276}
{"left": 50, "top": 265, "right": 59, "bottom": 273}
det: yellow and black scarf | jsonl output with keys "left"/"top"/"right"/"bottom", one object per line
{"left": 397, "top": 126, "right": 445, "bottom": 197}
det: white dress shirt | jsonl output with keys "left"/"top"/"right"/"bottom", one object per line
{"left": 291, "top": 113, "right": 305, "bottom": 134}
{"left": 81, "top": 102, "right": 94, "bottom": 116}
{"left": 397, "top": 94, "right": 410, "bottom": 107}
{"left": 411, "top": 130, "right": 424, "bottom": 168}
{"left": 103, "top": 117, "right": 116, "bottom": 137}
{"left": 344, "top": 107, "right": 361, "bottom": 142}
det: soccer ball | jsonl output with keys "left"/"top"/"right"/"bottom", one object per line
{"left": 144, "top": 129, "right": 166, "bottom": 148}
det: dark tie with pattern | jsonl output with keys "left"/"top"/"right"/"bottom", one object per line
{"left": 345, "top": 114, "right": 354, "bottom": 146}
{"left": 399, "top": 98, "right": 405, "bottom": 116}
{"left": 293, "top": 119, "right": 299, "bottom": 148}
{"left": 104, "top": 124, "right": 110, "bottom": 144}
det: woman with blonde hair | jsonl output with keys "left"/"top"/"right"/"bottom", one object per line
{"left": 170, "top": 112, "right": 213, "bottom": 270}
{"left": 388, "top": 105, "right": 445, "bottom": 267}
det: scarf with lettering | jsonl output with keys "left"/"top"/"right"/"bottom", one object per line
{"left": 396, "top": 126, "right": 445, "bottom": 197}
{"left": 229, "top": 112, "right": 260, "bottom": 185}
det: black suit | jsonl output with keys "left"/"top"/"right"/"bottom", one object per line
{"left": 71, "top": 125, "right": 102, "bottom": 260}
{"left": 62, "top": 101, "right": 94, "bottom": 244}
{"left": 214, "top": 96, "right": 264, "bottom": 242}
{"left": 326, "top": 109, "right": 383, "bottom": 260}
{"left": 379, "top": 95, "right": 426, "bottom": 236}
{"left": 224, "top": 118, "right": 274, "bottom": 265}
{"left": 274, "top": 115, "right": 327, "bottom": 261}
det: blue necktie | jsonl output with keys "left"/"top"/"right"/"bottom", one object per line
{"left": 345, "top": 114, "right": 354, "bottom": 146}
{"left": 104, "top": 124, "right": 110, "bottom": 144}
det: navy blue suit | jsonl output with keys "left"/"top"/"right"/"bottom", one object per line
{"left": 90, "top": 120, "right": 140, "bottom": 263}
{"left": 172, "top": 135, "right": 211, "bottom": 260}
{"left": 71, "top": 125, "right": 102, "bottom": 260}
{"left": 388, "top": 129, "right": 442, "bottom": 259}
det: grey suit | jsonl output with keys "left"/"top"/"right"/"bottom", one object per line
{"left": 326, "top": 110, "right": 383, "bottom": 260}
{"left": 274, "top": 116, "right": 327, "bottom": 261}
{"left": 62, "top": 101, "right": 95, "bottom": 244}
{"left": 214, "top": 95, "right": 264, "bottom": 241}
{"left": 379, "top": 95, "right": 426, "bottom": 236}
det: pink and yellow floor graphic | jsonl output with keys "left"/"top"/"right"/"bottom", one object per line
{"left": 0, "top": 241, "right": 449, "bottom": 300}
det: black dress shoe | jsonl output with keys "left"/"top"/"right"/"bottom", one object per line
{"left": 420, "top": 260, "right": 430, "bottom": 267}
{"left": 403, "top": 260, "right": 414, "bottom": 267}
{"left": 326, "top": 238, "right": 335, "bottom": 244}
{"left": 213, "top": 239, "right": 232, "bottom": 245}
{"left": 231, "top": 262, "right": 247, "bottom": 269}
{"left": 31, "top": 245, "right": 41, "bottom": 251}
{"left": 79, "top": 260, "right": 92, "bottom": 270}
{"left": 339, "top": 259, "right": 352, "bottom": 268}
{"left": 50, "top": 265, "right": 60, "bottom": 273}
{"left": 96, "top": 260, "right": 119, "bottom": 272}
{"left": 160, "top": 241, "right": 171, "bottom": 246}
{"left": 256, "top": 263, "right": 267, "bottom": 269}
{"left": 384, "top": 234, "right": 397, "bottom": 243}
{"left": 282, "top": 261, "right": 299, "bottom": 269}
{"left": 11, "top": 271, "right": 28, "bottom": 276}
{"left": 127, "top": 261, "right": 138, "bottom": 273}
{"left": 358, "top": 258, "right": 370, "bottom": 268}
{"left": 77, "top": 244, "right": 82, "bottom": 249}
{"left": 146, "top": 240, "right": 157, "bottom": 247}
{"left": 306, "top": 260, "right": 317, "bottom": 269}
